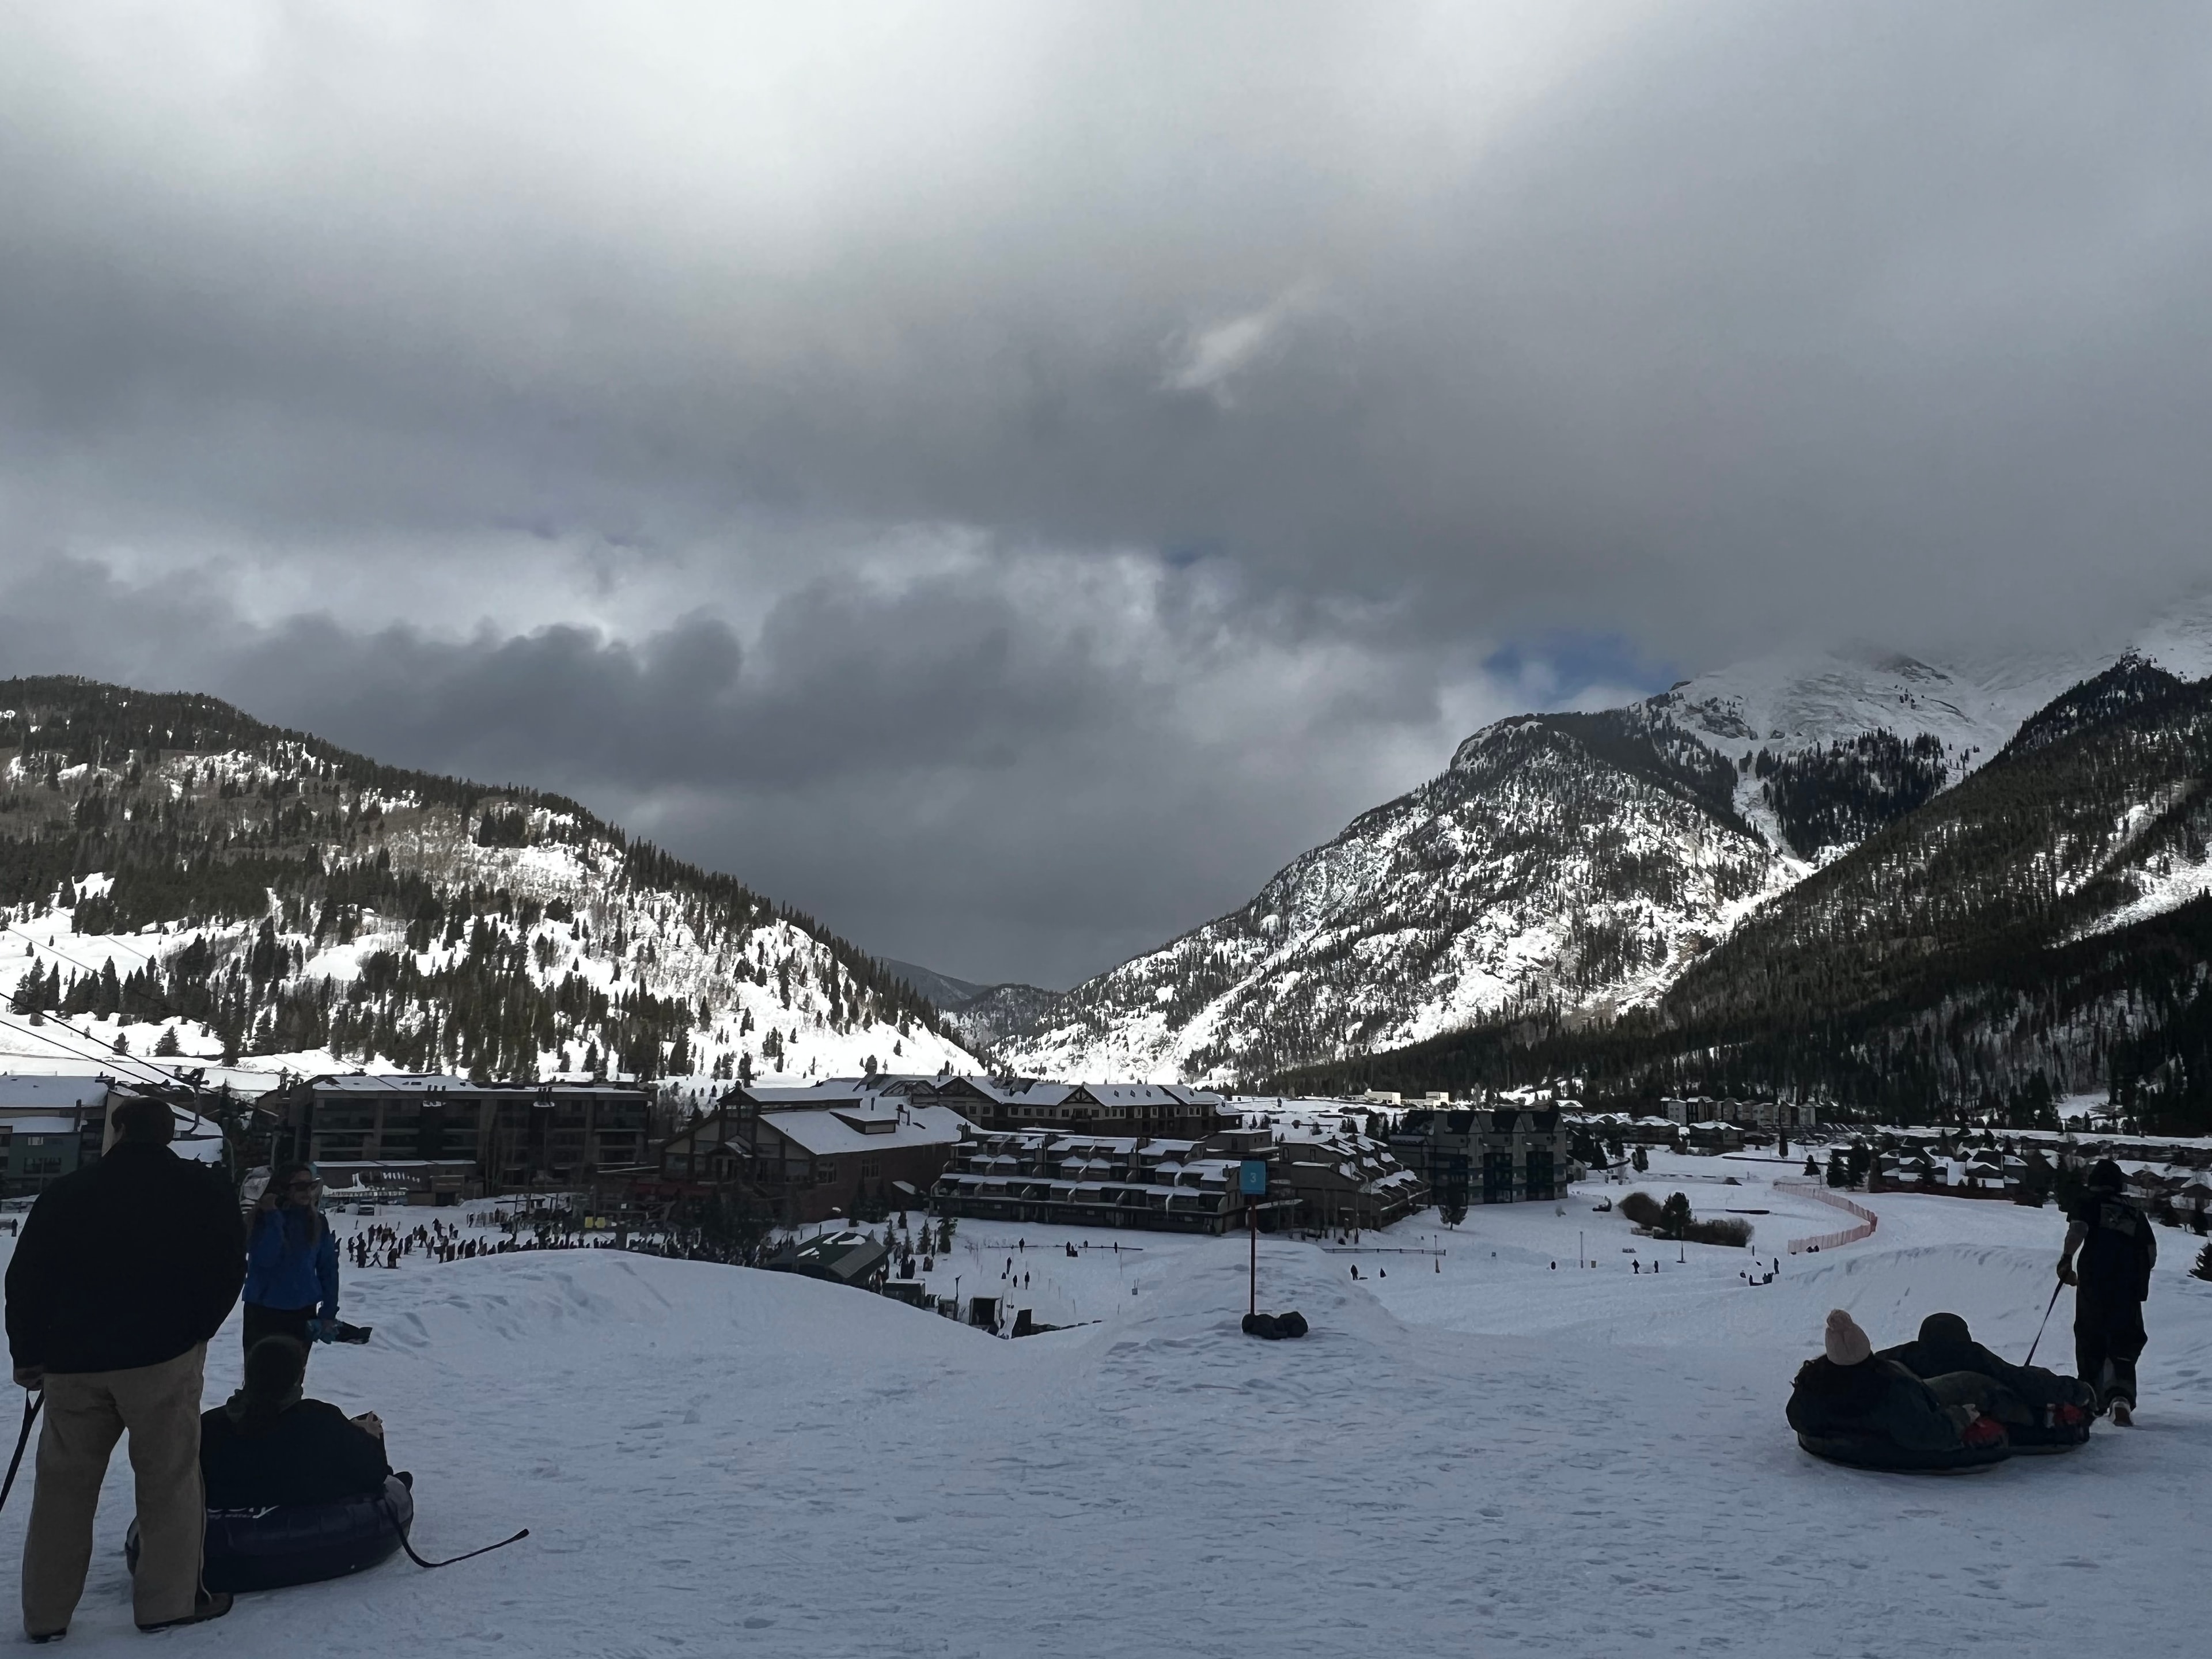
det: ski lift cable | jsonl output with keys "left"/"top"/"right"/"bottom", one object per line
{"left": 0, "top": 1009, "right": 203, "bottom": 1096}
{"left": 3, "top": 921, "right": 211, "bottom": 1033}
{"left": 2, "top": 920, "right": 292, "bottom": 1089}
{"left": 4, "top": 919, "right": 162, "bottom": 974}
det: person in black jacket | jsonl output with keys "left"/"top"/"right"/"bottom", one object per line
{"left": 4, "top": 1095, "right": 245, "bottom": 1638}
{"left": 1787, "top": 1309, "right": 2007, "bottom": 1460}
{"left": 2059, "top": 1159, "right": 2157, "bottom": 1425}
{"left": 1876, "top": 1310, "right": 2093, "bottom": 1424}
{"left": 200, "top": 1336, "right": 391, "bottom": 1510}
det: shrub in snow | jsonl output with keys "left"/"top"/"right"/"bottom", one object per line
{"left": 1618, "top": 1191, "right": 1662, "bottom": 1229}
{"left": 2192, "top": 1243, "right": 2212, "bottom": 1283}
{"left": 1681, "top": 1217, "right": 1752, "bottom": 1248}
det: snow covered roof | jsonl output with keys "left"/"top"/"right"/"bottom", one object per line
{"left": 758, "top": 1104, "right": 970, "bottom": 1156}
{"left": 1071, "top": 1084, "right": 1226, "bottom": 1107}
{"left": 0, "top": 1075, "right": 111, "bottom": 1110}
{"left": 308, "top": 1073, "right": 645, "bottom": 1097}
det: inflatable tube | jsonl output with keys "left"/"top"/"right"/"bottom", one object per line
{"left": 129, "top": 1476, "right": 412, "bottom": 1593}
{"left": 2006, "top": 1412, "right": 2092, "bottom": 1455}
{"left": 1795, "top": 1431, "right": 2011, "bottom": 1473}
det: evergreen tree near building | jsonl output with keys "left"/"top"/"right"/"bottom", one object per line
{"left": 154, "top": 1025, "right": 182, "bottom": 1057}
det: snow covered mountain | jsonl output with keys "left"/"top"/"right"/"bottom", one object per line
{"left": 1002, "top": 602, "right": 2212, "bottom": 1085}
{"left": 0, "top": 679, "right": 980, "bottom": 1097}
{"left": 880, "top": 959, "right": 1065, "bottom": 1052}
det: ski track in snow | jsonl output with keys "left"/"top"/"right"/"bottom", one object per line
{"left": 0, "top": 1153, "right": 2203, "bottom": 1656}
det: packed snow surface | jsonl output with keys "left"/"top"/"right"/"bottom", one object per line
{"left": 1, "top": 1153, "right": 2206, "bottom": 1656}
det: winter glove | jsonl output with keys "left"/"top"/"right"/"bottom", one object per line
{"left": 2056, "top": 1263, "right": 2078, "bottom": 1286}
{"left": 1960, "top": 1414, "right": 2007, "bottom": 1450}
{"left": 304, "top": 1319, "right": 339, "bottom": 1344}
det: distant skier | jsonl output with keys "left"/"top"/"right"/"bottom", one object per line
{"left": 2058, "top": 1159, "right": 2156, "bottom": 1425}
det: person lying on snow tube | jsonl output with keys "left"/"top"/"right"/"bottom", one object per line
{"left": 1877, "top": 1312, "right": 2094, "bottom": 1450}
{"left": 130, "top": 1335, "right": 412, "bottom": 1593}
{"left": 1789, "top": 1310, "right": 2011, "bottom": 1471}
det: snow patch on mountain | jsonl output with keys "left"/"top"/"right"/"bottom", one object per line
{"left": 1002, "top": 599, "right": 2212, "bottom": 1084}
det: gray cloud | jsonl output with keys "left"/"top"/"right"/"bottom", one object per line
{"left": 3, "top": 2, "right": 2208, "bottom": 980}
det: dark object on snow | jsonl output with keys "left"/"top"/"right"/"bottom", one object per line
{"left": 1241, "top": 1310, "right": 1308, "bottom": 1340}
{"left": 1787, "top": 1349, "right": 2009, "bottom": 1472}
{"left": 1277, "top": 1310, "right": 1309, "bottom": 1338}
{"left": 0, "top": 1391, "right": 40, "bottom": 1516}
{"left": 131, "top": 1475, "right": 414, "bottom": 1593}
{"left": 327, "top": 1320, "right": 373, "bottom": 1345}
{"left": 1795, "top": 1422, "right": 2012, "bottom": 1472}
{"left": 1878, "top": 1312, "right": 2092, "bottom": 1452}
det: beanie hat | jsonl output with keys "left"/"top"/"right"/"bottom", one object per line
{"left": 1918, "top": 1311, "right": 1971, "bottom": 1347}
{"left": 2087, "top": 1159, "right": 2125, "bottom": 1192}
{"left": 1824, "top": 1309, "right": 1872, "bottom": 1366}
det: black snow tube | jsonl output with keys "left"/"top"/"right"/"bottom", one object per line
{"left": 2006, "top": 1410, "right": 2093, "bottom": 1455}
{"left": 129, "top": 1476, "right": 413, "bottom": 1593}
{"left": 1795, "top": 1431, "right": 2011, "bottom": 1473}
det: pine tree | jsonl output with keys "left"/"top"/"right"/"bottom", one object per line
{"left": 154, "top": 1025, "right": 183, "bottom": 1057}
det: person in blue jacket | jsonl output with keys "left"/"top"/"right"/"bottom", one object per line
{"left": 243, "top": 1162, "right": 340, "bottom": 1360}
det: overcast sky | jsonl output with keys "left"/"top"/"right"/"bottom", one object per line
{"left": 4, "top": 2, "right": 2210, "bottom": 988}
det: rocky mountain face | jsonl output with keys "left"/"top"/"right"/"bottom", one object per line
{"left": 1288, "top": 658, "right": 2212, "bottom": 1132}
{"left": 1001, "top": 608, "right": 2212, "bottom": 1095}
{"left": 0, "top": 678, "right": 979, "bottom": 1097}
{"left": 880, "top": 959, "right": 1064, "bottom": 1052}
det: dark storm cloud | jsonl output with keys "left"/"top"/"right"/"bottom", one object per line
{"left": 2, "top": 1, "right": 2207, "bottom": 980}
{"left": 0, "top": 555, "right": 1533, "bottom": 986}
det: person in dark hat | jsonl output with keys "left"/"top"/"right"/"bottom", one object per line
{"left": 2058, "top": 1158, "right": 2156, "bottom": 1425}
{"left": 1877, "top": 1310, "right": 2093, "bottom": 1423}
{"left": 1787, "top": 1310, "right": 2008, "bottom": 1455}
{"left": 199, "top": 1337, "right": 391, "bottom": 1510}
{"left": 4, "top": 1094, "right": 244, "bottom": 1637}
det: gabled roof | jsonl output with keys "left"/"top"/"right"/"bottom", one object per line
{"left": 0, "top": 1075, "right": 111, "bottom": 1110}
{"left": 757, "top": 1103, "right": 972, "bottom": 1157}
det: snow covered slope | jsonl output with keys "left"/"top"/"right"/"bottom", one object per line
{"left": 1003, "top": 601, "right": 2212, "bottom": 1084}
{"left": 0, "top": 680, "right": 978, "bottom": 1093}
{"left": 1, "top": 1160, "right": 2201, "bottom": 1657}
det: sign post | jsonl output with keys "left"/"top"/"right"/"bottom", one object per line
{"left": 1240, "top": 1158, "right": 1270, "bottom": 1317}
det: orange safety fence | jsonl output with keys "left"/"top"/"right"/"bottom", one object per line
{"left": 1775, "top": 1179, "right": 1878, "bottom": 1255}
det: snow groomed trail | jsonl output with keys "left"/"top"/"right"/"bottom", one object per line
{"left": 0, "top": 1156, "right": 2205, "bottom": 1657}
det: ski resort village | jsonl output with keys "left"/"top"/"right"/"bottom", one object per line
{"left": 0, "top": 609, "right": 2210, "bottom": 1655}
{"left": 12, "top": 8, "right": 2212, "bottom": 1654}
{"left": 1, "top": 622, "right": 2211, "bottom": 1653}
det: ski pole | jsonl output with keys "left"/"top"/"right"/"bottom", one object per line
{"left": 2024, "top": 1277, "right": 2065, "bottom": 1367}
{"left": 0, "top": 1392, "right": 43, "bottom": 1514}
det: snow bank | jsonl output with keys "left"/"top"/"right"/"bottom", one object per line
{"left": 0, "top": 1164, "right": 2205, "bottom": 1655}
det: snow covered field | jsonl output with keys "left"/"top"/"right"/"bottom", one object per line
{"left": 1, "top": 1153, "right": 2206, "bottom": 1656}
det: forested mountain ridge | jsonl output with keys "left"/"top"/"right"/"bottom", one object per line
{"left": 1000, "top": 612, "right": 2212, "bottom": 1085}
{"left": 1001, "top": 710, "right": 1787, "bottom": 1083}
{"left": 0, "top": 676, "right": 979, "bottom": 1089}
{"left": 1271, "top": 662, "right": 2212, "bottom": 1131}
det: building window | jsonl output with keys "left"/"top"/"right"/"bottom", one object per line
{"left": 859, "top": 1157, "right": 881, "bottom": 1180}
{"left": 815, "top": 1161, "right": 836, "bottom": 1184}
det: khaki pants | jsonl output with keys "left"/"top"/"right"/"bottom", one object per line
{"left": 21, "top": 1344, "right": 207, "bottom": 1635}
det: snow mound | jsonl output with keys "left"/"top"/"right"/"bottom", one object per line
{"left": 0, "top": 1207, "right": 2204, "bottom": 1656}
